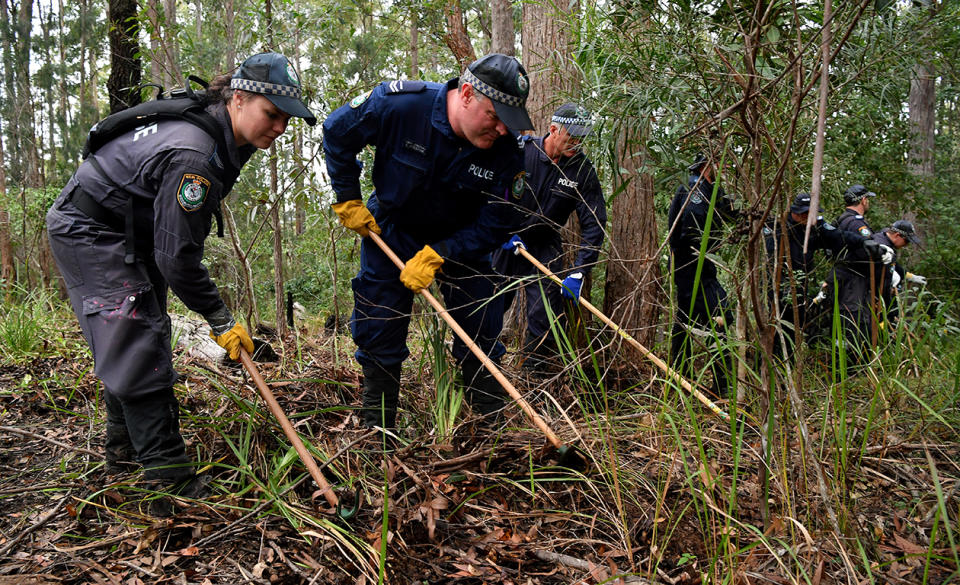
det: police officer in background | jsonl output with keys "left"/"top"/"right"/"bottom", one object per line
{"left": 494, "top": 103, "right": 607, "bottom": 373}
{"left": 765, "top": 193, "right": 891, "bottom": 351}
{"left": 667, "top": 153, "right": 738, "bottom": 397}
{"left": 323, "top": 54, "right": 532, "bottom": 435}
{"left": 45, "top": 53, "right": 316, "bottom": 500}
{"left": 872, "top": 219, "right": 924, "bottom": 326}
{"left": 835, "top": 184, "right": 877, "bottom": 238}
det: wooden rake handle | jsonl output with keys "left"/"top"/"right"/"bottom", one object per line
{"left": 367, "top": 232, "right": 565, "bottom": 449}
{"left": 238, "top": 348, "right": 341, "bottom": 510}
{"left": 513, "top": 246, "right": 730, "bottom": 421}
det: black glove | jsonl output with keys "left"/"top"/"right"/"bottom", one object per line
{"left": 863, "top": 239, "right": 881, "bottom": 260}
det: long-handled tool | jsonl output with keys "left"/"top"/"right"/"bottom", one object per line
{"left": 367, "top": 232, "right": 581, "bottom": 465}
{"left": 239, "top": 348, "right": 359, "bottom": 519}
{"left": 514, "top": 246, "right": 730, "bottom": 421}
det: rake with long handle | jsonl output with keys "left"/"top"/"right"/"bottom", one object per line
{"left": 239, "top": 348, "right": 359, "bottom": 519}
{"left": 513, "top": 245, "right": 730, "bottom": 421}
{"left": 367, "top": 232, "right": 580, "bottom": 463}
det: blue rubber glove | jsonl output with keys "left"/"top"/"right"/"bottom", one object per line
{"left": 561, "top": 272, "right": 584, "bottom": 300}
{"left": 502, "top": 234, "right": 526, "bottom": 255}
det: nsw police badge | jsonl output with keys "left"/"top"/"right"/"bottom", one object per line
{"left": 350, "top": 90, "right": 372, "bottom": 108}
{"left": 511, "top": 171, "right": 526, "bottom": 201}
{"left": 177, "top": 173, "right": 211, "bottom": 212}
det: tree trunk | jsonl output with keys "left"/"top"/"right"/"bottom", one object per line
{"left": 603, "top": 127, "right": 660, "bottom": 350}
{"left": 224, "top": 0, "right": 236, "bottom": 70}
{"left": 520, "top": 0, "right": 578, "bottom": 132}
{"left": 409, "top": 7, "right": 419, "bottom": 77}
{"left": 162, "top": 0, "right": 180, "bottom": 87}
{"left": 490, "top": 0, "right": 514, "bottom": 56}
{"left": 443, "top": 0, "right": 476, "bottom": 68}
{"left": 264, "top": 0, "right": 286, "bottom": 338}
{"left": 908, "top": 62, "right": 935, "bottom": 181}
{"left": 0, "top": 120, "right": 12, "bottom": 301}
{"left": 107, "top": 0, "right": 142, "bottom": 113}
{"left": 147, "top": 0, "right": 161, "bottom": 83}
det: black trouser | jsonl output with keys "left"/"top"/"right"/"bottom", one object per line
{"left": 670, "top": 278, "right": 734, "bottom": 397}
{"left": 47, "top": 188, "right": 191, "bottom": 482}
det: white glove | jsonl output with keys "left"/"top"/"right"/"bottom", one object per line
{"left": 812, "top": 289, "right": 827, "bottom": 305}
{"left": 890, "top": 270, "right": 901, "bottom": 288}
{"left": 906, "top": 272, "right": 927, "bottom": 285}
{"left": 878, "top": 244, "right": 894, "bottom": 264}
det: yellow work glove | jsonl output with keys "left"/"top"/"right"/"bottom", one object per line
{"left": 331, "top": 199, "right": 380, "bottom": 237}
{"left": 400, "top": 245, "right": 444, "bottom": 291}
{"left": 210, "top": 322, "right": 254, "bottom": 361}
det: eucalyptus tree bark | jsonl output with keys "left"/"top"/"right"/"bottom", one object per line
{"left": 409, "top": 8, "right": 419, "bottom": 78}
{"left": 294, "top": 33, "right": 306, "bottom": 237}
{"left": 147, "top": 0, "right": 162, "bottom": 83}
{"left": 908, "top": 1, "right": 937, "bottom": 184}
{"left": 57, "top": 0, "right": 69, "bottom": 157}
{"left": 39, "top": 0, "right": 56, "bottom": 180}
{"left": 805, "top": 0, "right": 831, "bottom": 254}
{"left": 490, "top": 0, "right": 514, "bottom": 56}
{"left": 520, "top": 0, "right": 577, "bottom": 131}
{"left": 443, "top": 0, "right": 476, "bottom": 68}
{"left": 603, "top": 127, "right": 660, "bottom": 349}
{"left": 224, "top": 0, "right": 236, "bottom": 70}
{"left": 0, "top": 122, "right": 12, "bottom": 301}
{"left": 0, "top": 0, "right": 19, "bottom": 184}
{"left": 265, "top": 0, "right": 287, "bottom": 337}
{"left": 162, "top": 0, "right": 180, "bottom": 87}
{"left": 107, "top": 0, "right": 142, "bottom": 113}
{"left": 4, "top": 0, "right": 41, "bottom": 188}
{"left": 908, "top": 62, "right": 935, "bottom": 181}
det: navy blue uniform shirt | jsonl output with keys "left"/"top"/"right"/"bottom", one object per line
{"left": 322, "top": 79, "right": 525, "bottom": 262}
{"left": 511, "top": 134, "right": 606, "bottom": 272}
{"left": 667, "top": 173, "right": 737, "bottom": 284}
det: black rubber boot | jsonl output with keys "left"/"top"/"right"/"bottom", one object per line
{"left": 104, "top": 392, "right": 139, "bottom": 475}
{"left": 122, "top": 388, "right": 193, "bottom": 484}
{"left": 461, "top": 358, "right": 506, "bottom": 425}
{"left": 361, "top": 362, "right": 401, "bottom": 430}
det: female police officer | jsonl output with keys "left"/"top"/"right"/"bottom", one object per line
{"left": 45, "top": 53, "right": 315, "bottom": 500}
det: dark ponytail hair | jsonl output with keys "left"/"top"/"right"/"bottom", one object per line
{"left": 202, "top": 74, "right": 235, "bottom": 105}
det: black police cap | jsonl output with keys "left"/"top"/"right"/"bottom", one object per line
{"left": 232, "top": 52, "right": 316, "bottom": 126}
{"left": 890, "top": 219, "right": 921, "bottom": 244}
{"left": 843, "top": 184, "right": 876, "bottom": 204}
{"left": 463, "top": 54, "right": 534, "bottom": 132}
{"left": 790, "top": 192, "right": 823, "bottom": 214}
{"left": 552, "top": 103, "right": 594, "bottom": 137}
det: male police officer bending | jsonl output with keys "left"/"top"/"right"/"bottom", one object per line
{"left": 323, "top": 54, "right": 532, "bottom": 439}
{"left": 45, "top": 53, "right": 316, "bottom": 508}
{"left": 494, "top": 103, "right": 607, "bottom": 374}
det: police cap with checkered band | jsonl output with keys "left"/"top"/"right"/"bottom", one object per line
{"left": 461, "top": 53, "right": 534, "bottom": 133}
{"left": 231, "top": 52, "right": 317, "bottom": 126}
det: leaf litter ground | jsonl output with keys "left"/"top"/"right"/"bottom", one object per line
{"left": 0, "top": 327, "right": 956, "bottom": 584}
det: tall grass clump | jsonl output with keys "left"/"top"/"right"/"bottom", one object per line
{"left": 0, "top": 287, "right": 65, "bottom": 362}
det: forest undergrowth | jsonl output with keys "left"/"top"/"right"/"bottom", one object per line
{"left": 0, "top": 286, "right": 958, "bottom": 585}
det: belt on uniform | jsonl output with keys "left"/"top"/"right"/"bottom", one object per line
{"left": 68, "top": 186, "right": 138, "bottom": 266}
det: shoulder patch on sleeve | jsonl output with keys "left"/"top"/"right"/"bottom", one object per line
{"left": 177, "top": 173, "right": 212, "bottom": 212}
{"left": 511, "top": 171, "right": 526, "bottom": 201}
{"left": 762, "top": 226, "right": 773, "bottom": 235}
{"left": 858, "top": 226, "right": 872, "bottom": 237}
{"left": 349, "top": 90, "right": 373, "bottom": 108}
{"left": 384, "top": 80, "right": 426, "bottom": 95}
